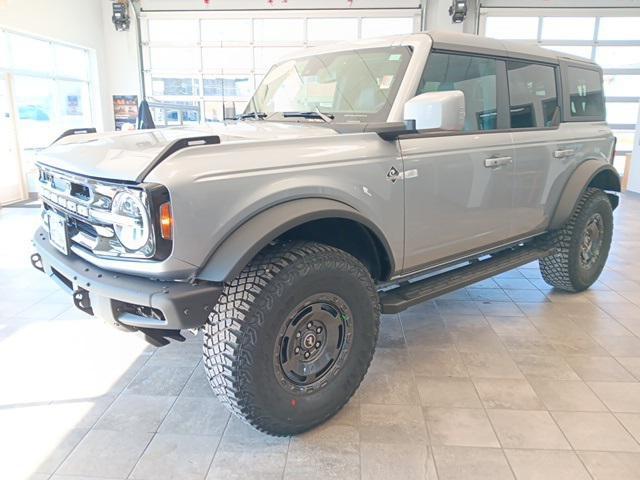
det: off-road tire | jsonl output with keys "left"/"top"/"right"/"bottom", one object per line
{"left": 540, "top": 187, "right": 613, "bottom": 292}
{"left": 203, "top": 241, "right": 380, "bottom": 436}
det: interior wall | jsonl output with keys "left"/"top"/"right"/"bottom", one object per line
{"left": 100, "top": 0, "right": 142, "bottom": 127}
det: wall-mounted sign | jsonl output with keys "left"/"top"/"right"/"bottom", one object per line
{"left": 113, "top": 95, "right": 138, "bottom": 131}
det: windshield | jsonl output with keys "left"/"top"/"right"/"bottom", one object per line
{"left": 248, "top": 46, "right": 412, "bottom": 123}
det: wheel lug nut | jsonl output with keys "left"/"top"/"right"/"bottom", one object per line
{"left": 315, "top": 342, "right": 321, "bottom": 348}
{"left": 307, "top": 322, "right": 313, "bottom": 328}
{"left": 316, "top": 327, "right": 322, "bottom": 333}
{"left": 294, "top": 347, "right": 300, "bottom": 354}
{"left": 296, "top": 332, "right": 301, "bottom": 338}
{"left": 304, "top": 352, "right": 310, "bottom": 359}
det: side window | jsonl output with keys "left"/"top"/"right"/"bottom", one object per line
{"left": 567, "top": 67, "right": 605, "bottom": 119}
{"left": 417, "top": 52, "right": 498, "bottom": 131}
{"left": 507, "top": 61, "right": 559, "bottom": 129}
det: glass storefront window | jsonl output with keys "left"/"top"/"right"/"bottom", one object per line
{"left": 254, "top": 19, "right": 304, "bottom": 43}
{"left": 541, "top": 17, "right": 595, "bottom": 41}
{"left": 596, "top": 46, "right": 640, "bottom": 69}
{"left": 8, "top": 34, "right": 53, "bottom": 74}
{"left": 604, "top": 75, "right": 640, "bottom": 98}
{"left": 606, "top": 102, "right": 639, "bottom": 125}
{"left": 201, "top": 19, "right": 252, "bottom": 43}
{"left": 151, "top": 76, "right": 200, "bottom": 97}
{"left": 150, "top": 47, "right": 200, "bottom": 72}
{"left": 148, "top": 20, "right": 199, "bottom": 44}
{"left": 598, "top": 17, "right": 640, "bottom": 41}
{"left": 307, "top": 18, "right": 359, "bottom": 43}
{"left": 485, "top": 17, "right": 539, "bottom": 40}
{"left": 361, "top": 17, "right": 414, "bottom": 38}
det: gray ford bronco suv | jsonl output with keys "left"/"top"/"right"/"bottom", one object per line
{"left": 31, "top": 32, "right": 619, "bottom": 436}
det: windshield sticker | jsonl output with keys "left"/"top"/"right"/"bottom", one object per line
{"left": 389, "top": 54, "right": 402, "bottom": 61}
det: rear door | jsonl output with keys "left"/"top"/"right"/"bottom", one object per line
{"left": 506, "top": 59, "right": 575, "bottom": 237}
{"left": 400, "top": 50, "right": 515, "bottom": 272}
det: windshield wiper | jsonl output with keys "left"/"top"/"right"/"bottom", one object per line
{"left": 236, "top": 111, "right": 267, "bottom": 120}
{"left": 282, "top": 110, "right": 335, "bottom": 123}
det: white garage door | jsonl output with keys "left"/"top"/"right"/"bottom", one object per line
{"left": 480, "top": 8, "right": 640, "bottom": 173}
{"left": 140, "top": 9, "right": 420, "bottom": 125}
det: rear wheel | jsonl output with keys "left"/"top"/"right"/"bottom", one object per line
{"left": 203, "top": 241, "right": 380, "bottom": 436}
{"left": 540, "top": 187, "right": 613, "bottom": 292}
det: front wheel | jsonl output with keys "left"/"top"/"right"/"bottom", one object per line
{"left": 203, "top": 241, "right": 380, "bottom": 436}
{"left": 540, "top": 187, "right": 613, "bottom": 292}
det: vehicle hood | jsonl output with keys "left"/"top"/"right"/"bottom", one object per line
{"left": 36, "top": 121, "right": 338, "bottom": 182}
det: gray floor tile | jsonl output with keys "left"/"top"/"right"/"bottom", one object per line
{"left": 360, "top": 404, "right": 427, "bottom": 444}
{"left": 158, "top": 396, "right": 229, "bottom": 436}
{"left": 528, "top": 379, "right": 607, "bottom": 412}
{"left": 553, "top": 411, "right": 640, "bottom": 452}
{"left": 487, "top": 409, "right": 570, "bottom": 450}
{"left": 130, "top": 433, "right": 220, "bottom": 480}
{"left": 505, "top": 449, "right": 591, "bottom": 480}
{"left": 125, "top": 365, "right": 193, "bottom": 396}
{"left": 565, "top": 355, "right": 636, "bottom": 382}
{"left": 360, "top": 443, "right": 430, "bottom": 480}
{"left": 616, "top": 413, "right": 640, "bottom": 444}
{"left": 432, "top": 446, "right": 514, "bottom": 480}
{"left": 407, "top": 346, "right": 468, "bottom": 377}
{"left": 358, "top": 371, "right": 420, "bottom": 405}
{"left": 285, "top": 424, "right": 359, "bottom": 480}
{"left": 589, "top": 382, "right": 640, "bottom": 413}
{"left": 512, "top": 353, "right": 581, "bottom": 381}
{"left": 473, "top": 378, "right": 545, "bottom": 410}
{"left": 461, "top": 351, "right": 524, "bottom": 379}
{"left": 94, "top": 394, "right": 176, "bottom": 433}
{"left": 57, "top": 429, "right": 153, "bottom": 478}
{"left": 579, "top": 451, "right": 640, "bottom": 480}
{"left": 426, "top": 407, "right": 499, "bottom": 448}
{"left": 415, "top": 377, "right": 482, "bottom": 408}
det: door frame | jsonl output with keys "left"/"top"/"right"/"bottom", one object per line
{"left": 0, "top": 72, "right": 28, "bottom": 206}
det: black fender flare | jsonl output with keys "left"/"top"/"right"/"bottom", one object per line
{"left": 196, "top": 198, "right": 395, "bottom": 283}
{"left": 549, "top": 160, "right": 620, "bottom": 230}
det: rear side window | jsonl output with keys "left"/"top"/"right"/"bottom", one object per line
{"left": 567, "top": 67, "right": 605, "bottom": 119}
{"left": 417, "top": 52, "right": 499, "bottom": 131}
{"left": 507, "top": 61, "right": 559, "bottom": 129}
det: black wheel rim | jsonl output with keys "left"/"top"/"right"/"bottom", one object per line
{"left": 579, "top": 213, "right": 604, "bottom": 270}
{"left": 274, "top": 293, "right": 354, "bottom": 394}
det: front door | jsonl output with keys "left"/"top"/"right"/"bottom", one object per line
{"left": 401, "top": 51, "right": 514, "bottom": 272}
{"left": 0, "top": 74, "right": 25, "bottom": 206}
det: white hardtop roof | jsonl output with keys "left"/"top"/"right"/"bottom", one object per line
{"left": 280, "top": 31, "right": 597, "bottom": 67}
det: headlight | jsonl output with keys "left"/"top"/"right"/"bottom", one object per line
{"left": 111, "top": 190, "right": 150, "bottom": 251}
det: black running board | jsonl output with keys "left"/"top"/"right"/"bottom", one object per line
{"left": 380, "top": 245, "right": 553, "bottom": 314}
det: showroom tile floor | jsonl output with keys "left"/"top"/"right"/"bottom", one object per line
{"left": 2, "top": 193, "right": 640, "bottom": 480}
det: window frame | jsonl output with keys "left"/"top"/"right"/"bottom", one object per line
{"left": 560, "top": 59, "right": 606, "bottom": 123}
{"left": 505, "top": 59, "right": 562, "bottom": 130}
{"left": 414, "top": 49, "right": 511, "bottom": 134}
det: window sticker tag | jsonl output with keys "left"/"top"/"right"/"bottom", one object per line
{"left": 388, "top": 54, "right": 402, "bottom": 61}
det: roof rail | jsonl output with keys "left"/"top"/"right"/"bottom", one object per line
{"left": 52, "top": 128, "right": 97, "bottom": 145}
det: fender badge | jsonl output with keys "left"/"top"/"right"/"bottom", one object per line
{"left": 386, "top": 166, "right": 400, "bottom": 183}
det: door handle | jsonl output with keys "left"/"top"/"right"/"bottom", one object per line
{"left": 484, "top": 156, "right": 513, "bottom": 168}
{"left": 553, "top": 149, "right": 575, "bottom": 159}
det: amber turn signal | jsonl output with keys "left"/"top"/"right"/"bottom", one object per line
{"left": 159, "top": 202, "right": 173, "bottom": 240}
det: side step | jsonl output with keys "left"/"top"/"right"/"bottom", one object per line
{"left": 380, "top": 245, "right": 553, "bottom": 314}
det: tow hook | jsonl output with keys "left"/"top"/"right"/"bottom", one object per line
{"left": 30, "top": 253, "right": 44, "bottom": 273}
{"left": 73, "top": 288, "right": 94, "bottom": 316}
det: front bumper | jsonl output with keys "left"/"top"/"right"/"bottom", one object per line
{"left": 32, "top": 227, "right": 222, "bottom": 332}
